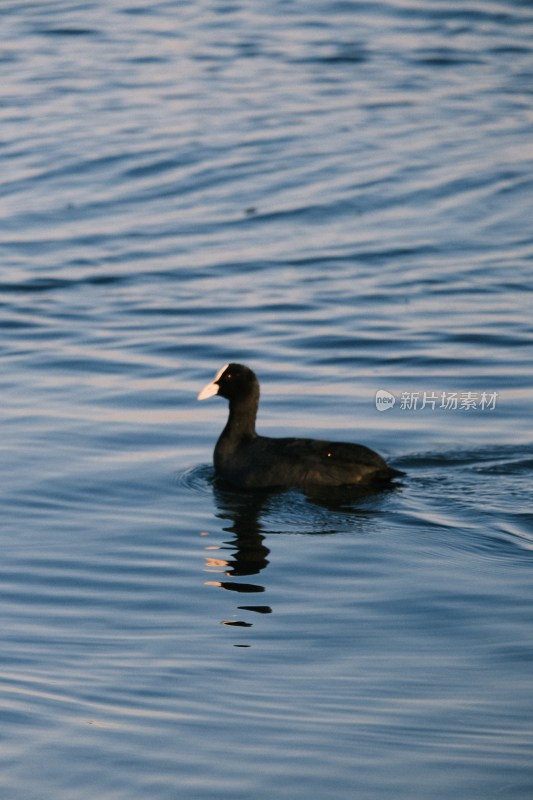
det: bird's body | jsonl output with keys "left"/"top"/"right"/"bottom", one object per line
{"left": 198, "top": 363, "right": 401, "bottom": 490}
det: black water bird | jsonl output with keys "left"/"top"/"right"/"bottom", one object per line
{"left": 198, "top": 363, "right": 401, "bottom": 490}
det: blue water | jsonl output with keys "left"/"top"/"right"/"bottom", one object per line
{"left": 1, "top": 1, "right": 533, "bottom": 798}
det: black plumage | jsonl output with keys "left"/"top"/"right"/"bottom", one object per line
{"left": 198, "top": 363, "right": 401, "bottom": 490}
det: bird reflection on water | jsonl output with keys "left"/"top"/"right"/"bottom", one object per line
{"left": 201, "top": 474, "right": 400, "bottom": 636}
{"left": 202, "top": 481, "right": 272, "bottom": 634}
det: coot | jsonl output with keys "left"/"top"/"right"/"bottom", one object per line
{"left": 198, "top": 363, "right": 401, "bottom": 490}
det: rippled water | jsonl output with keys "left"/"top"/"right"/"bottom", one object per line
{"left": 1, "top": 1, "right": 533, "bottom": 798}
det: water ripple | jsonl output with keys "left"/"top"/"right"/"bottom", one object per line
{"left": 1, "top": 1, "right": 533, "bottom": 798}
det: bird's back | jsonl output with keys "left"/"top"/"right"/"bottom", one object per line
{"left": 215, "top": 432, "right": 398, "bottom": 490}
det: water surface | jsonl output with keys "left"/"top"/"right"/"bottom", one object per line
{"left": 1, "top": 1, "right": 533, "bottom": 798}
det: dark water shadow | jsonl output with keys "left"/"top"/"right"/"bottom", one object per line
{"left": 198, "top": 471, "right": 401, "bottom": 640}
{"left": 208, "top": 480, "right": 271, "bottom": 594}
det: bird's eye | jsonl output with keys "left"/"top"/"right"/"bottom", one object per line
{"left": 226, "top": 373, "right": 232, "bottom": 380}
